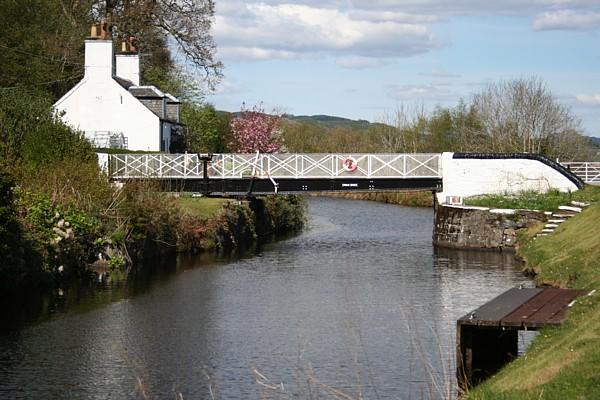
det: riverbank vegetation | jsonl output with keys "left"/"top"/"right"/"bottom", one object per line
{"left": 464, "top": 190, "right": 600, "bottom": 399}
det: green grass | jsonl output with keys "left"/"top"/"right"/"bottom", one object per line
{"left": 464, "top": 185, "right": 600, "bottom": 211}
{"left": 464, "top": 204, "right": 600, "bottom": 399}
{"left": 175, "top": 196, "right": 229, "bottom": 218}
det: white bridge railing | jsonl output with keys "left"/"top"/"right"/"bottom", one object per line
{"left": 562, "top": 162, "right": 600, "bottom": 184}
{"left": 108, "top": 153, "right": 442, "bottom": 180}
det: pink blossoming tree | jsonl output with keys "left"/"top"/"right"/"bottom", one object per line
{"left": 229, "top": 104, "right": 283, "bottom": 153}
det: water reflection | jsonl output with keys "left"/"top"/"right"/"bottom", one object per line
{"left": 0, "top": 197, "right": 533, "bottom": 399}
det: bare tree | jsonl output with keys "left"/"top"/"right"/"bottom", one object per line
{"left": 377, "top": 104, "right": 427, "bottom": 153}
{"left": 472, "top": 76, "right": 589, "bottom": 160}
{"left": 102, "top": 0, "right": 222, "bottom": 88}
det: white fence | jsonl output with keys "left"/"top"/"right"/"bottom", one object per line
{"left": 108, "top": 153, "right": 442, "bottom": 180}
{"left": 86, "top": 131, "right": 128, "bottom": 149}
{"left": 562, "top": 162, "right": 600, "bottom": 184}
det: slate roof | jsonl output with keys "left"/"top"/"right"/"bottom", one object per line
{"left": 129, "top": 86, "right": 165, "bottom": 98}
{"left": 114, "top": 76, "right": 134, "bottom": 89}
{"left": 112, "top": 79, "right": 181, "bottom": 124}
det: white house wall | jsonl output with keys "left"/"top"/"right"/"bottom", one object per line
{"left": 438, "top": 152, "right": 580, "bottom": 202}
{"left": 55, "top": 78, "right": 161, "bottom": 151}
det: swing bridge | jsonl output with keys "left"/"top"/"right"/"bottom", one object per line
{"left": 99, "top": 152, "right": 594, "bottom": 196}
{"left": 102, "top": 153, "right": 443, "bottom": 195}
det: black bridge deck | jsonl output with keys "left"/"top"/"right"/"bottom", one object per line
{"left": 153, "top": 177, "right": 442, "bottom": 195}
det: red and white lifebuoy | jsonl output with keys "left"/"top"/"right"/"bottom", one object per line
{"left": 342, "top": 156, "right": 358, "bottom": 172}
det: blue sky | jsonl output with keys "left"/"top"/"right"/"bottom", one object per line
{"left": 206, "top": 1, "right": 600, "bottom": 136}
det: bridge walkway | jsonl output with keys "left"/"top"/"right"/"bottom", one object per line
{"left": 105, "top": 153, "right": 443, "bottom": 194}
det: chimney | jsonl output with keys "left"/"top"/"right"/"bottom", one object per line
{"left": 85, "top": 20, "right": 113, "bottom": 80}
{"left": 115, "top": 37, "right": 140, "bottom": 86}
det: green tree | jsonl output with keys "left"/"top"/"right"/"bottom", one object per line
{"left": 183, "top": 104, "right": 229, "bottom": 153}
{"left": 0, "top": 88, "right": 94, "bottom": 166}
{"left": 0, "top": 0, "right": 91, "bottom": 97}
{"left": 0, "top": 166, "right": 44, "bottom": 295}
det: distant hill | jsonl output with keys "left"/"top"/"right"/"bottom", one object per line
{"left": 225, "top": 111, "right": 383, "bottom": 131}
{"left": 283, "top": 114, "right": 379, "bottom": 131}
{"left": 588, "top": 136, "right": 600, "bottom": 148}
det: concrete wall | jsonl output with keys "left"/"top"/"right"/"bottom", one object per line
{"left": 438, "top": 152, "right": 581, "bottom": 203}
{"left": 433, "top": 203, "right": 546, "bottom": 251}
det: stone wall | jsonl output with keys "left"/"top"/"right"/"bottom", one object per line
{"left": 433, "top": 202, "right": 546, "bottom": 251}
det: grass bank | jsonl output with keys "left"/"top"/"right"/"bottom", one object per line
{"left": 176, "top": 196, "right": 230, "bottom": 218}
{"left": 464, "top": 186, "right": 600, "bottom": 211}
{"left": 464, "top": 192, "right": 600, "bottom": 399}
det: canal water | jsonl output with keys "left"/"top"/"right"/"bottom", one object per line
{"left": 0, "top": 197, "right": 532, "bottom": 399}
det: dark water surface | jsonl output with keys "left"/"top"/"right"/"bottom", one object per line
{"left": 0, "top": 197, "right": 532, "bottom": 399}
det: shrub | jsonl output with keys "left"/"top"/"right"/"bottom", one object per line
{"left": 264, "top": 195, "right": 307, "bottom": 235}
{"left": 0, "top": 168, "right": 46, "bottom": 294}
{"left": 0, "top": 88, "right": 95, "bottom": 166}
{"left": 114, "top": 181, "right": 180, "bottom": 260}
{"left": 17, "top": 189, "right": 101, "bottom": 277}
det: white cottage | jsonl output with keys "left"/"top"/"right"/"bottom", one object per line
{"left": 54, "top": 24, "right": 181, "bottom": 152}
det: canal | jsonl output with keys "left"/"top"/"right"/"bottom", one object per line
{"left": 0, "top": 197, "right": 532, "bottom": 399}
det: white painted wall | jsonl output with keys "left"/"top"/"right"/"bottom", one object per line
{"left": 437, "top": 152, "right": 580, "bottom": 203}
{"left": 115, "top": 54, "right": 140, "bottom": 85}
{"left": 84, "top": 39, "right": 112, "bottom": 80}
{"left": 54, "top": 39, "right": 161, "bottom": 151}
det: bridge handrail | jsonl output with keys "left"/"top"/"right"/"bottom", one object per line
{"left": 562, "top": 161, "right": 600, "bottom": 184}
{"left": 108, "top": 153, "right": 442, "bottom": 180}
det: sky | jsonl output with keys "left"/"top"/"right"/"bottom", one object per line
{"left": 206, "top": 0, "right": 600, "bottom": 136}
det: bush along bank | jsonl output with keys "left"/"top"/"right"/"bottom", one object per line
{"left": 85, "top": 192, "right": 306, "bottom": 281}
{"left": 2, "top": 174, "right": 307, "bottom": 299}
{"left": 175, "top": 194, "right": 306, "bottom": 256}
{"left": 463, "top": 190, "right": 600, "bottom": 399}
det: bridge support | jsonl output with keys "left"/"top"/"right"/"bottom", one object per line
{"left": 198, "top": 153, "right": 213, "bottom": 196}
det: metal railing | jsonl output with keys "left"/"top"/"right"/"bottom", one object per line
{"left": 86, "top": 131, "right": 128, "bottom": 149}
{"left": 562, "top": 162, "right": 600, "bottom": 184}
{"left": 108, "top": 153, "right": 442, "bottom": 180}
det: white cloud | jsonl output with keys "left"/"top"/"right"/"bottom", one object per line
{"left": 211, "top": 78, "right": 243, "bottom": 95}
{"left": 347, "top": 10, "right": 441, "bottom": 24}
{"left": 217, "top": 46, "right": 299, "bottom": 62}
{"left": 335, "top": 56, "right": 385, "bottom": 69}
{"left": 533, "top": 10, "right": 600, "bottom": 30}
{"left": 213, "top": 1, "right": 600, "bottom": 64}
{"left": 576, "top": 94, "right": 600, "bottom": 106}
{"left": 418, "top": 68, "right": 462, "bottom": 79}
{"left": 386, "top": 83, "right": 455, "bottom": 101}
{"left": 214, "top": 3, "right": 437, "bottom": 62}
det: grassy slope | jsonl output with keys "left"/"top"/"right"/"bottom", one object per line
{"left": 175, "top": 197, "right": 229, "bottom": 218}
{"left": 464, "top": 186, "right": 600, "bottom": 212}
{"left": 465, "top": 203, "right": 600, "bottom": 399}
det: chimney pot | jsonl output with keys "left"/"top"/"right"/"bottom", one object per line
{"left": 128, "top": 37, "right": 138, "bottom": 53}
{"left": 100, "top": 20, "right": 109, "bottom": 39}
